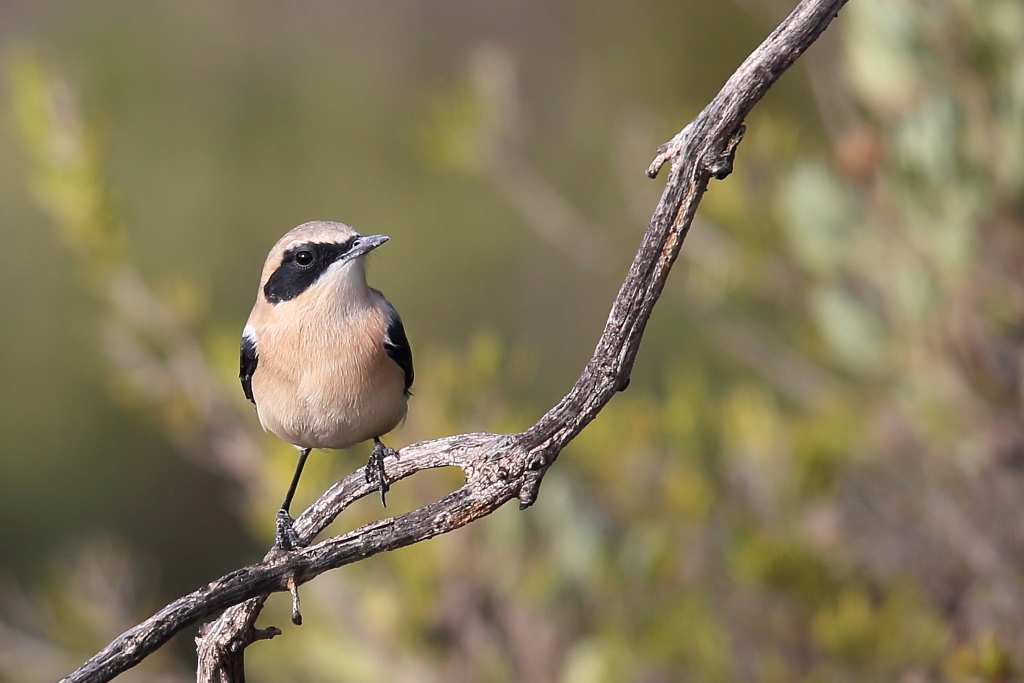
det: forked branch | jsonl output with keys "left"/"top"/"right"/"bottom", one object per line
{"left": 62, "top": 1, "right": 848, "bottom": 681}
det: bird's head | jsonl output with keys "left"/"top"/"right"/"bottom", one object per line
{"left": 259, "top": 221, "right": 390, "bottom": 307}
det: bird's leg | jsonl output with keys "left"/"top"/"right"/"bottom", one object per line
{"left": 275, "top": 447, "right": 312, "bottom": 550}
{"left": 366, "top": 437, "right": 397, "bottom": 507}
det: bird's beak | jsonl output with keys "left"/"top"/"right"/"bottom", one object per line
{"left": 349, "top": 233, "right": 390, "bottom": 258}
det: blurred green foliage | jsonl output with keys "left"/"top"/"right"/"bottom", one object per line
{"left": 2, "top": 0, "right": 1024, "bottom": 681}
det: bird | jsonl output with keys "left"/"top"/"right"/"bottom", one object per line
{"left": 239, "top": 220, "right": 413, "bottom": 549}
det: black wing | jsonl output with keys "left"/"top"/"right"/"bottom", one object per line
{"left": 240, "top": 331, "right": 259, "bottom": 405}
{"left": 382, "top": 303, "right": 414, "bottom": 395}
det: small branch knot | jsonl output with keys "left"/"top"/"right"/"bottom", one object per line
{"left": 517, "top": 468, "right": 546, "bottom": 509}
{"left": 647, "top": 122, "right": 694, "bottom": 179}
{"left": 517, "top": 446, "right": 558, "bottom": 510}
{"left": 253, "top": 626, "right": 282, "bottom": 642}
{"left": 287, "top": 575, "right": 302, "bottom": 626}
{"left": 706, "top": 124, "right": 746, "bottom": 180}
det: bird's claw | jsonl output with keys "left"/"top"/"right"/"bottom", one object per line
{"left": 275, "top": 508, "right": 304, "bottom": 551}
{"left": 366, "top": 441, "right": 396, "bottom": 507}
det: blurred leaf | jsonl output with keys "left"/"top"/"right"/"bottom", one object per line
{"left": 811, "top": 287, "right": 886, "bottom": 373}
{"left": 780, "top": 161, "right": 858, "bottom": 277}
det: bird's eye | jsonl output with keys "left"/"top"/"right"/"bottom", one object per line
{"left": 294, "top": 250, "right": 315, "bottom": 267}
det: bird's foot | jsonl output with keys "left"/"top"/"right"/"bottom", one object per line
{"left": 274, "top": 508, "right": 305, "bottom": 551}
{"left": 366, "top": 439, "right": 397, "bottom": 507}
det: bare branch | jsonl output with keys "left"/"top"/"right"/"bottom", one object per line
{"left": 61, "top": 1, "right": 848, "bottom": 681}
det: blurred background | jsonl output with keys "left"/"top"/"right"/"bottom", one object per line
{"left": 2, "top": 0, "right": 1024, "bottom": 681}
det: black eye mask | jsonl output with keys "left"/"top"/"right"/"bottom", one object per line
{"left": 263, "top": 238, "right": 356, "bottom": 304}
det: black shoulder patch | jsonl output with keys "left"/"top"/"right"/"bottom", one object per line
{"left": 240, "top": 333, "right": 259, "bottom": 404}
{"left": 263, "top": 239, "right": 355, "bottom": 304}
{"left": 382, "top": 305, "right": 414, "bottom": 395}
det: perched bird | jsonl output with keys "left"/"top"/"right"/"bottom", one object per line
{"left": 240, "top": 221, "right": 413, "bottom": 549}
